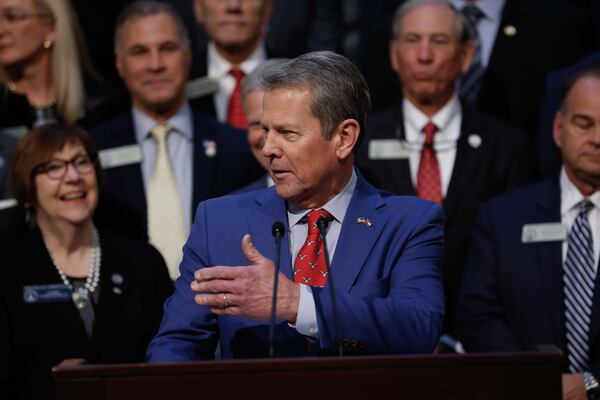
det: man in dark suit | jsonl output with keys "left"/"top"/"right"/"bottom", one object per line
{"left": 91, "top": 2, "right": 261, "bottom": 279}
{"left": 456, "top": 67, "right": 600, "bottom": 400}
{"left": 187, "top": 0, "right": 272, "bottom": 126}
{"left": 147, "top": 51, "right": 445, "bottom": 360}
{"left": 356, "top": 0, "right": 533, "bottom": 332}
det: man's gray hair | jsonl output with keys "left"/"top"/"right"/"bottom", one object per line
{"left": 261, "top": 51, "right": 371, "bottom": 145}
{"left": 241, "top": 58, "right": 287, "bottom": 108}
{"left": 114, "top": 1, "right": 189, "bottom": 52}
{"left": 392, "top": 0, "right": 469, "bottom": 42}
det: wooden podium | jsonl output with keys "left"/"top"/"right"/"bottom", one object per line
{"left": 52, "top": 349, "right": 563, "bottom": 400}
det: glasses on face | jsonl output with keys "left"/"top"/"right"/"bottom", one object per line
{"left": 0, "top": 9, "right": 48, "bottom": 26}
{"left": 35, "top": 155, "right": 95, "bottom": 180}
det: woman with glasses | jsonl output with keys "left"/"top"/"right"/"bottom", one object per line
{"left": 0, "top": 125, "right": 173, "bottom": 400}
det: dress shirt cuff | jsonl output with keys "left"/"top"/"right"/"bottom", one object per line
{"left": 289, "top": 284, "right": 319, "bottom": 338}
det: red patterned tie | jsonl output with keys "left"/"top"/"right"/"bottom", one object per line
{"left": 227, "top": 67, "right": 248, "bottom": 129}
{"left": 293, "top": 209, "right": 334, "bottom": 288}
{"left": 416, "top": 121, "right": 443, "bottom": 205}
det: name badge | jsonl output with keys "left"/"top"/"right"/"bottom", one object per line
{"left": 23, "top": 284, "right": 71, "bottom": 304}
{"left": 368, "top": 139, "right": 410, "bottom": 160}
{"left": 99, "top": 145, "right": 142, "bottom": 169}
{"left": 521, "top": 223, "right": 567, "bottom": 243}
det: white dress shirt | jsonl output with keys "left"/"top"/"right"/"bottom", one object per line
{"left": 403, "top": 95, "right": 462, "bottom": 197}
{"left": 132, "top": 103, "right": 194, "bottom": 233}
{"left": 288, "top": 169, "right": 357, "bottom": 338}
{"left": 449, "top": 0, "right": 505, "bottom": 67}
{"left": 207, "top": 41, "right": 267, "bottom": 122}
{"left": 560, "top": 168, "right": 600, "bottom": 272}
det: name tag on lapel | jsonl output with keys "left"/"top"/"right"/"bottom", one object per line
{"left": 99, "top": 145, "right": 142, "bottom": 169}
{"left": 521, "top": 223, "right": 567, "bottom": 243}
{"left": 368, "top": 139, "right": 410, "bottom": 160}
{"left": 23, "top": 284, "right": 71, "bottom": 303}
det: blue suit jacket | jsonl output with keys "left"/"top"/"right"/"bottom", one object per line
{"left": 146, "top": 172, "right": 445, "bottom": 360}
{"left": 91, "top": 110, "right": 263, "bottom": 238}
{"left": 456, "top": 178, "right": 600, "bottom": 374}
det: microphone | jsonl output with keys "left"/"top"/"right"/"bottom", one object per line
{"left": 317, "top": 216, "right": 343, "bottom": 357}
{"left": 269, "top": 221, "right": 285, "bottom": 358}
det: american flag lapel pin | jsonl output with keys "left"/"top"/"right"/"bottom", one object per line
{"left": 357, "top": 217, "right": 373, "bottom": 227}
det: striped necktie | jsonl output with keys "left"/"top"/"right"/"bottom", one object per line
{"left": 460, "top": 4, "right": 485, "bottom": 104}
{"left": 564, "top": 199, "right": 596, "bottom": 372}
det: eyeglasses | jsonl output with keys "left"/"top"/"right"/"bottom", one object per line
{"left": 0, "top": 10, "right": 49, "bottom": 26}
{"left": 35, "top": 155, "right": 96, "bottom": 180}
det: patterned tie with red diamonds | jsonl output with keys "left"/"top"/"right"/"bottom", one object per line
{"left": 227, "top": 67, "right": 248, "bottom": 129}
{"left": 416, "top": 121, "right": 443, "bottom": 205}
{"left": 293, "top": 209, "right": 334, "bottom": 287}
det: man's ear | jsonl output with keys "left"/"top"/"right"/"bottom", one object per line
{"left": 334, "top": 119, "right": 360, "bottom": 160}
{"left": 460, "top": 40, "right": 476, "bottom": 74}
{"left": 552, "top": 111, "right": 564, "bottom": 149}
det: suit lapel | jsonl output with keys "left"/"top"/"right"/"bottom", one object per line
{"left": 329, "top": 174, "right": 387, "bottom": 291}
{"left": 246, "top": 188, "right": 293, "bottom": 279}
{"left": 533, "top": 179, "right": 565, "bottom": 347}
{"left": 191, "top": 112, "right": 216, "bottom": 220}
{"left": 444, "top": 106, "right": 486, "bottom": 219}
{"left": 385, "top": 101, "right": 415, "bottom": 195}
{"left": 108, "top": 113, "right": 147, "bottom": 220}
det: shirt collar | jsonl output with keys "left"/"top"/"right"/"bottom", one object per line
{"left": 207, "top": 40, "right": 267, "bottom": 79}
{"left": 560, "top": 167, "right": 600, "bottom": 216}
{"left": 287, "top": 168, "right": 357, "bottom": 228}
{"left": 132, "top": 102, "right": 194, "bottom": 142}
{"left": 448, "top": 0, "right": 505, "bottom": 22}
{"left": 403, "top": 94, "right": 461, "bottom": 140}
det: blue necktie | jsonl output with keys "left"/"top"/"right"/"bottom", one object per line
{"left": 564, "top": 200, "right": 596, "bottom": 372}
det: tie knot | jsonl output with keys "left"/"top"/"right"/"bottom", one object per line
{"left": 422, "top": 122, "right": 439, "bottom": 145}
{"left": 229, "top": 67, "right": 245, "bottom": 82}
{"left": 579, "top": 199, "right": 594, "bottom": 215}
{"left": 306, "top": 209, "right": 333, "bottom": 231}
{"left": 151, "top": 124, "right": 171, "bottom": 143}
{"left": 462, "top": 4, "right": 484, "bottom": 24}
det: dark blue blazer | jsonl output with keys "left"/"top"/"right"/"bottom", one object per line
{"left": 91, "top": 110, "right": 262, "bottom": 238}
{"left": 146, "top": 172, "right": 445, "bottom": 360}
{"left": 456, "top": 178, "right": 600, "bottom": 375}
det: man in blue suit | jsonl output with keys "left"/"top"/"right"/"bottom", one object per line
{"left": 146, "top": 51, "right": 445, "bottom": 360}
{"left": 91, "top": 2, "right": 261, "bottom": 278}
{"left": 456, "top": 68, "right": 600, "bottom": 399}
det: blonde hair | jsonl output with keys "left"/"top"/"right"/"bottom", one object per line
{"left": 0, "top": 0, "right": 87, "bottom": 125}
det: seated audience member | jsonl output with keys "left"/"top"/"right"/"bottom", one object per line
{"left": 356, "top": 0, "right": 532, "bottom": 333}
{"left": 91, "top": 1, "right": 262, "bottom": 279}
{"left": 536, "top": 51, "right": 600, "bottom": 179}
{"left": 0, "top": 0, "right": 121, "bottom": 132}
{"left": 146, "top": 51, "right": 445, "bottom": 361}
{"left": 0, "top": 125, "right": 172, "bottom": 400}
{"left": 189, "top": 0, "right": 272, "bottom": 128}
{"left": 456, "top": 68, "right": 600, "bottom": 400}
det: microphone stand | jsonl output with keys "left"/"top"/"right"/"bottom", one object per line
{"left": 269, "top": 221, "right": 284, "bottom": 358}
{"left": 317, "top": 216, "right": 343, "bottom": 357}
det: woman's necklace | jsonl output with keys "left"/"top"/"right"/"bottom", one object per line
{"left": 42, "top": 226, "right": 102, "bottom": 309}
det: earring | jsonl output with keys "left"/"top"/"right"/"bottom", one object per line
{"left": 43, "top": 40, "right": 52, "bottom": 49}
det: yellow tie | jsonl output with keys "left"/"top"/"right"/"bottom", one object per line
{"left": 147, "top": 124, "right": 187, "bottom": 280}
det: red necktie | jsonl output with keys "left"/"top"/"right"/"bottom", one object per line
{"left": 293, "top": 209, "right": 334, "bottom": 288}
{"left": 416, "top": 121, "right": 443, "bottom": 205}
{"left": 227, "top": 67, "right": 248, "bottom": 129}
